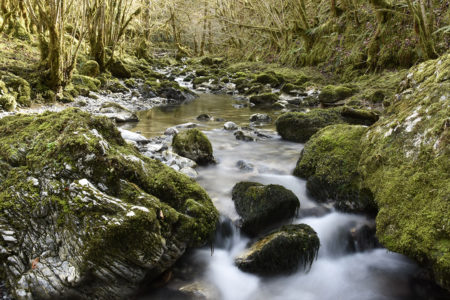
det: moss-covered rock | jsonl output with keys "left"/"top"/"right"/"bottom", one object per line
{"left": 276, "top": 108, "right": 344, "bottom": 143}
{"left": 109, "top": 60, "right": 132, "bottom": 79}
{"left": 319, "top": 85, "right": 355, "bottom": 104}
{"left": 234, "top": 224, "right": 319, "bottom": 275}
{"left": 249, "top": 93, "right": 279, "bottom": 106}
{"left": 232, "top": 182, "right": 300, "bottom": 236}
{"left": 107, "top": 80, "right": 130, "bottom": 94}
{"left": 254, "top": 72, "right": 281, "bottom": 87}
{"left": 294, "top": 124, "right": 376, "bottom": 214}
{"left": 0, "top": 109, "right": 218, "bottom": 299}
{"left": 0, "top": 94, "right": 16, "bottom": 111}
{"left": 172, "top": 129, "right": 215, "bottom": 165}
{"left": 0, "top": 72, "right": 31, "bottom": 106}
{"left": 359, "top": 54, "right": 450, "bottom": 290}
{"left": 72, "top": 74, "right": 101, "bottom": 92}
{"left": 80, "top": 60, "right": 100, "bottom": 78}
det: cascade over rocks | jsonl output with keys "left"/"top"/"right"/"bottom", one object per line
{"left": 0, "top": 109, "right": 219, "bottom": 299}
{"left": 235, "top": 224, "right": 319, "bottom": 275}
{"left": 231, "top": 182, "right": 300, "bottom": 237}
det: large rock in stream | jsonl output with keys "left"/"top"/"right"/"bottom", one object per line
{"left": 294, "top": 124, "right": 377, "bottom": 214}
{"left": 172, "top": 129, "right": 215, "bottom": 165}
{"left": 235, "top": 224, "right": 319, "bottom": 275}
{"left": 0, "top": 108, "right": 219, "bottom": 299}
{"left": 232, "top": 182, "right": 300, "bottom": 236}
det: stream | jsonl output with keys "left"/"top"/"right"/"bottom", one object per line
{"left": 128, "top": 93, "right": 442, "bottom": 300}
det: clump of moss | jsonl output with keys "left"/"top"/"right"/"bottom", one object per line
{"left": 72, "top": 74, "right": 101, "bottom": 92}
{"left": 319, "top": 85, "right": 355, "bottom": 104}
{"left": 80, "top": 60, "right": 100, "bottom": 78}
{"left": 249, "top": 93, "right": 279, "bottom": 106}
{"left": 294, "top": 124, "right": 376, "bottom": 214}
{"left": 0, "top": 71, "right": 31, "bottom": 106}
{"left": 108, "top": 60, "right": 132, "bottom": 78}
{"left": 172, "top": 129, "right": 215, "bottom": 165}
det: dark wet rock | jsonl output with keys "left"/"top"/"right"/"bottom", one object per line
{"left": 224, "top": 121, "right": 238, "bottom": 130}
{"left": 236, "top": 160, "right": 254, "bottom": 172}
{"left": 109, "top": 60, "right": 132, "bottom": 78}
{"left": 249, "top": 93, "right": 279, "bottom": 106}
{"left": 235, "top": 224, "right": 319, "bottom": 275}
{"left": 172, "top": 129, "right": 215, "bottom": 165}
{"left": 196, "top": 114, "right": 212, "bottom": 121}
{"left": 178, "top": 281, "right": 221, "bottom": 300}
{"left": 348, "top": 223, "right": 381, "bottom": 252}
{"left": 232, "top": 182, "right": 300, "bottom": 236}
{"left": 0, "top": 109, "right": 218, "bottom": 299}
{"left": 294, "top": 124, "right": 377, "bottom": 214}
{"left": 250, "top": 113, "right": 272, "bottom": 123}
{"left": 234, "top": 130, "right": 254, "bottom": 142}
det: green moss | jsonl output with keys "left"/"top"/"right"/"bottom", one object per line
{"left": 294, "top": 124, "right": 376, "bottom": 214}
{"left": 0, "top": 94, "right": 16, "bottom": 111}
{"left": 235, "top": 224, "right": 319, "bottom": 275}
{"left": 254, "top": 72, "right": 280, "bottom": 87}
{"left": 0, "top": 72, "right": 31, "bottom": 106}
{"left": 172, "top": 129, "right": 214, "bottom": 165}
{"left": 72, "top": 74, "right": 101, "bottom": 92}
{"left": 80, "top": 60, "right": 100, "bottom": 78}
{"left": 249, "top": 93, "right": 279, "bottom": 106}
{"left": 276, "top": 108, "right": 344, "bottom": 143}
{"left": 358, "top": 54, "right": 450, "bottom": 290}
{"left": 108, "top": 60, "right": 132, "bottom": 79}
{"left": 319, "top": 85, "right": 355, "bottom": 104}
{"left": 232, "top": 182, "right": 300, "bottom": 236}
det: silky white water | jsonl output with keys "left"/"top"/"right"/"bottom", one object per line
{"left": 133, "top": 93, "right": 443, "bottom": 300}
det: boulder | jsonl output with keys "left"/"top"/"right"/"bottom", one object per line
{"left": 72, "top": 74, "right": 101, "bottom": 92}
{"left": 275, "top": 108, "right": 344, "bottom": 143}
{"left": 234, "top": 130, "right": 254, "bottom": 142}
{"left": 340, "top": 106, "right": 379, "bottom": 125}
{"left": 99, "top": 102, "right": 138, "bottom": 122}
{"left": 0, "top": 94, "right": 16, "bottom": 112}
{"left": 80, "top": 60, "right": 100, "bottom": 78}
{"left": 224, "top": 121, "right": 238, "bottom": 130}
{"left": 231, "top": 182, "right": 300, "bottom": 236}
{"left": 359, "top": 54, "right": 450, "bottom": 290}
{"left": 235, "top": 224, "right": 319, "bottom": 275}
{"left": 0, "top": 109, "right": 218, "bottom": 299}
{"left": 0, "top": 72, "right": 31, "bottom": 106}
{"left": 318, "top": 85, "right": 355, "bottom": 104}
{"left": 249, "top": 113, "right": 272, "bottom": 123}
{"left": 249, "top": 93, "right": 279, "bottom": 106}
{"left": 107, "top": 80, "right": 130, "bottom": 94}
{"left": 294, "top": 124, "right": 376, "bottom": 214}
{"left": 196, "top": 114, "right": 212, "bottom": 121}
{"left": 109, "top": 60, "right": 132, "bottom": 78}
{"left": 254, "top": 72, "right": 281, "bottom": 87}
{"left": 172, "top": 129, "right": 215, "bottom": 165}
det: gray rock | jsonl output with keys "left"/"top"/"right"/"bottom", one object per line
{"left": 224, "top": 121, "right": 238, "bottom": 130}
{"left": 250, "top": 113, "right": 272, "bottom": 123}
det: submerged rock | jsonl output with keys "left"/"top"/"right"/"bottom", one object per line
{"left": 234, "top": 130, "right": 254, "bottom": 142}
{"left": 249, "top": 113, "right": 272, "bottom": 123}
{"left": 294, "top": 124, "right": 377, "bottom": 214}
{"left": 235, "top": 224, "right": 319, "bottom": 275}
{"left": 0, "top": 109, "right": 218, "bottom": 299}
{"left": 232, "top": 182, "right": 300, "bottom": 236}
{"left": 172, "top": 129, "right": 215, "bottom": 165}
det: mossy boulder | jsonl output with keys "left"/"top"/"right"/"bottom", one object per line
{"left": 249, "top": 93, "right": 279, "bottom": 106}
{"left": 0, "top": 72, "right": 31, "bottom": 106}
{"left": 172, "top": 129, "right": 215, "bottom": 165}
{"left": 80, "top": 60, "right": 100, "bottom": 78}
{"left": 231, "top": 182, "right": 300, "bottom": 236}
{"left": 0, "top": 109, "right": 218, "bottom": 299}
{"left": 0, "top": 94, "right": 16, "bottom": 111}
{"left": 254, "top": 72, "right": 281, "bottom": 87}
{"left": 275, "top": 108, "right": 344, "bottom": 143}
{"left": 340, "top": 106, "right": 379, "bottom": 125}
{"left": 359, "top": 54, "right": 450, "bottom": 290}
{"left": 234, "top": 224, "right": 319, "bottom": 275}
{"left": 294, "top": 124, "right": 376, "bottom": 214}
{"left": 72, "top": 74, "right": 101, "bottom": 92}
{"left": 319, "top": 85, "right": 355, "bottom": 104}
{"left": 109, "top": 60, "right": 132, "bottom": 79}
{"left": 107, "top": 80, "right": 130, "bottom": 94}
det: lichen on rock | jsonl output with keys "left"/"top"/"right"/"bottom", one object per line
{"left": 0, "top": 108, "right": 219, "bottom": 299}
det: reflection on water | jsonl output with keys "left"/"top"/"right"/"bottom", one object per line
{"left": 134, "top": 94, "right": 446, "bottom": 300}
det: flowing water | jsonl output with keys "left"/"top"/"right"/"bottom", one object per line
{"left": 131, "top": 93, "right": 445, "bottom": 300}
